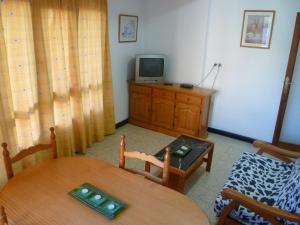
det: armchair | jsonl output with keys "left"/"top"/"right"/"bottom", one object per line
{"left": 215, "top": 141, "right": 300, "bottom": 225}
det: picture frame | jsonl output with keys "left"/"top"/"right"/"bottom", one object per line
{"left": 240, "top": 10, "right": 275, "bottom": 49}
{"left": 118, "top": 14, "right": 138, "bottom": 43}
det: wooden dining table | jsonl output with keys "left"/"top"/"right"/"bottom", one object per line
{"left": 0, "top": 157, "right": 211, "bottom": 225}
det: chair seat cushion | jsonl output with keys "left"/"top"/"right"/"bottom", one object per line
{"left": 215, "top": 152, "right": 294, "bottom": 225}
{"left": 275, "top": 165, "right": 300, "bottom": 225}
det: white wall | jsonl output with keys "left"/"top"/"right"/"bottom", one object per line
{"left": 280, "top": 45, "right": 300, "bottom": 145}
{"left": 108, "top": 0, "right": 145, "bottom": 123}
{"left": 109, "top": 0, "right": 300, "bottom": 142}
{"left": 203, "top": 0, "right": 300, "bottom": 141}
{"left": 143, "top": 0, "right": 210, "bottom": 83}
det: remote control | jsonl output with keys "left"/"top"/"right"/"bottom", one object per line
{"left": 180, "top": 83, "right": 194, "bottom": 89}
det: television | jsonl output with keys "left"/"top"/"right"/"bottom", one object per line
{"left": 135, "top": 54, "right": 165, "bottom": 83}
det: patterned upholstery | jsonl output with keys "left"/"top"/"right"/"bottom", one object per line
{"left": 275, "top": 165, "right": 300, "bottom": 225}
{"left": 215, "top": 152, "right": 299, "bottom": 225}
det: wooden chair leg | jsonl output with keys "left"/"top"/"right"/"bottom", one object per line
{"left": 0, "top": 206, "right": 8, "bottom": 225}
{"left": 206, "top": 147, "right": 214, "bottom": 172}
{"left": 145, "top": 161, "right": 150, "bottom": 172}
{"left": 217, "top": 201, "right": 239, "bottom": 225}
{"left": 119, "top": 135, "right": 126, "bottom": 169}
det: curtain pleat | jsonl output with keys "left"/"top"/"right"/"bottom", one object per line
{"left": 100, "top": 0, "right": 115, "bottom": 135}
{"left": 0, "top": 5, "right": 19, "bottom": 186}
{"left": 0, "top": 0, "right": 115, "bottom": 186}
{"left": 1, "top": 0, "right": 41, "bottom": 170}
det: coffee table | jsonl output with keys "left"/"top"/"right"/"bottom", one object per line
{"left": 146, "top": 135, "right": 214, "bottom": 193}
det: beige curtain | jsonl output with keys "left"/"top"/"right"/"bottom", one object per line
{"left": 0, "top": 0, "right": 115, "bottom": 186}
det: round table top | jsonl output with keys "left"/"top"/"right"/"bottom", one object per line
{"left": 0, "top": 157, "right": 211, "bottom": 225}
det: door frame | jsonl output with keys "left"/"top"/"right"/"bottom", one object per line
{"left": 272, "top": 12, "right": 300, "bottom": 145}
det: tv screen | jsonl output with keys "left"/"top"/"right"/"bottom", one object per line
{"left": 139, "top": 58, "right": 164, "bottom": 77}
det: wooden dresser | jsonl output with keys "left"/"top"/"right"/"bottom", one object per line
{"left": 129, "top": 81, "right": 214, "bottom": 138}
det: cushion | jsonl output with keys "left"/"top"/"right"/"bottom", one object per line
{"left": 275, "top": 166, "right": 300, "bottom": 225}
{"left": 215, "top": 152, "right": 294, "bottom": 225}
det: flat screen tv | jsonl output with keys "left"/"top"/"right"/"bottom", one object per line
{"left": 135, "top": 54, "right": 165, "bottom": 83}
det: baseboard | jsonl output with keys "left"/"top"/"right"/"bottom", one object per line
{"left": 115, "top": 119, "right": 254, "bottom": 143}
{"left": 208, "top": 127, "right": 255, "bottom": 143}
{"left": 115, "top": 119, "right": 129, "bottom": 128}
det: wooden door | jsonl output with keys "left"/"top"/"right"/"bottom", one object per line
{"left": 131, "top": 92, "right": 151, "bottom": 123}
{"left": 273, "top": 13, "right": 300, "bottom": 151}
{"left": 174, "top": 103, "right": 201, "bottom": 136}
{"left": 151, "top": 98, "right": 174, "bottom": 129}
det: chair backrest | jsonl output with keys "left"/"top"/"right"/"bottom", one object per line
{"left": 0, "top": 205, "right": 8, "bottom": 225}
{"left": 1, "top": 127, "right": 57, "bottom": 180}
{"left": 119, "top": 135, "right": 171, "bottom": 186}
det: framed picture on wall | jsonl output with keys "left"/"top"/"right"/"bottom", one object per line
{"left": 240, "top": 10, "right": 275, "bottom": 49}
{"left": 119, "top": 14, "right": 138, "bottom": 42}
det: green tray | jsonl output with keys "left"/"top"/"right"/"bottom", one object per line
{"left": 69, "top": 183, "right": 127, "bottom": 220}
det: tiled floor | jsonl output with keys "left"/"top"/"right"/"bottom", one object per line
{"left": 86, "top": 124, "right": 257, "bottom": 224}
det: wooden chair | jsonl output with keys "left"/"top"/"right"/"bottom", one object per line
{"left": 0, "top": 206, "right": 8, "bottom": 225}
{"left": 119, "top": 135, "right": 171, "bottom": 187}
{"left": 217, "top": 140, "right": 300, "bottom": 225}
{"left": 1, "top": 127, "right": 57, "bottom": 180}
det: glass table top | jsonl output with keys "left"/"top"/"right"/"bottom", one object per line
{"left": 155, "top": 135, "right": 211, "bottom": 171}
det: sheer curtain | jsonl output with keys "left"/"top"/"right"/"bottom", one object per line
{"left": 0, "top": 0, "right": 115, "bottom": 186}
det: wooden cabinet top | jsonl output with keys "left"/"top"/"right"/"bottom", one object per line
{"left": 130, "top": 80, "right": 215, "bottom": 97}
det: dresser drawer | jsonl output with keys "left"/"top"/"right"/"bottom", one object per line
{"left": 131, "top": 85, "right": 152, "bottom": 95}
{"left": 176, "top": 93, "right": 202, "bottom": 105}
{"left": 153, "top": 89, "right": 175, "bottom": 100}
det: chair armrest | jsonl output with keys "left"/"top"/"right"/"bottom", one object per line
{"left": 222, "top": 188, "right": 300, "bottom": 224}
{"left": 253, "top": 140, "right": 300, "bottom": 163}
